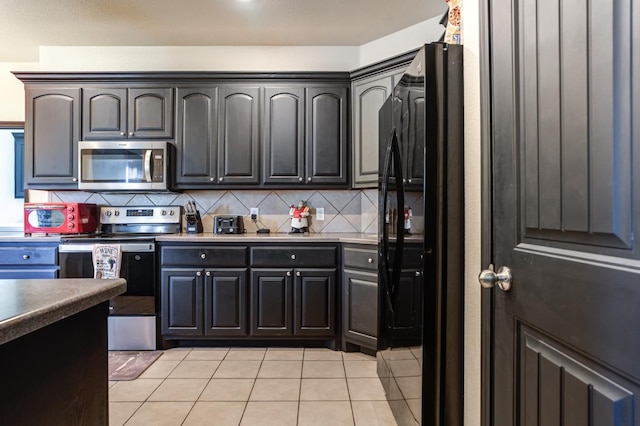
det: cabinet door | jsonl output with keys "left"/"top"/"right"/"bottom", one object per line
{"left": 25, "top": 87, "right": 81, "bottom": 188}
{"left": 343, "top": 269, "right": 378, "bottom": 349}
{"left": 204, "top": 269, "right": 248, "bottom": 336}
{"left": 306, "top": 87, "right": 348, "bottom": 185}
{"left": 160, "top": 268, "right": 203, "bottom": 336}
{"left": 82, "top": 88, "right": 127, "bottom": 139}
{"left": 263, "top": 86, "right": 305, "bottom": 184}
{"left": 294, "top": 268, "right": 336, "bottom": 336}
{"left": 352, "top": 73, "right": 393, "bottom": 187}
{"left": 128, "top": 88, "right": 174, "bottom": 139}
{"left": 218, "top": 86, "right": 260, "bottom": 184}
{"left": 388, "top": 269, "right": 422, "bottom": 345}
{"left": 250, "top": 268, "right": 293, "bottom": 336}
{"left": 175, "top": 87, "right": 218, "bottom": 185}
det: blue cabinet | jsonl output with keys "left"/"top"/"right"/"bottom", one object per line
{"left": 0, "top": 242, "right": 59, "bottom": 279}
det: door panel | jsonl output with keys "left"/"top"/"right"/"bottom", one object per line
{"left": 488, "top": 0, "right": 640, "bottom": 424}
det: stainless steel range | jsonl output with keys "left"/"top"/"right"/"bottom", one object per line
{"left": 58, "top": 205, "right": 181, "bottom": 350}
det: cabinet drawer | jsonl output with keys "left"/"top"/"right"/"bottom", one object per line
{"left": 0, "top": 246, "right": 57, "bottom": 266}
{"left": 161, "top": 246, "right": 248, "bottom": 267}
{"left": 343, "top": 246, "right": 378, "bottom": 270}
{"left": 251, "top": 246, "right": 337, "bottom": 267}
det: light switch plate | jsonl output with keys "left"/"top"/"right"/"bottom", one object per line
{"left": 316, "top": 207, "right": 325, "bottom": 221}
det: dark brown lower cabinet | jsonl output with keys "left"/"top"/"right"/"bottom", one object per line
{"left": 161, "top": 267, "right": 247, "bottom": 337}
{"left": 250, "top": 268, "right": 336, "bottom": 337}
{"left": 343, "top": 269, "right": 378, "bottom": 349}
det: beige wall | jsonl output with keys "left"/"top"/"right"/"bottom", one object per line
{"left": 0, "top": 62, "right": 38, "bottom": 122}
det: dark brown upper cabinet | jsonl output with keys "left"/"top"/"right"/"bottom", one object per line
{"left": 82, "top": 87, "right": 173, "bottom": 140}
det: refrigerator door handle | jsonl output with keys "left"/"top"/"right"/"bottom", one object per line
{"left": 381, "top": 129, "right": 395, "bottom": 320}
{"left": 390, "top": 130, "right": 405, "bottom": 301}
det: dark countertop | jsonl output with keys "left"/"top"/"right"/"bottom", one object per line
{"left": 0, "top": 278, "right": 126, "bottom": 345}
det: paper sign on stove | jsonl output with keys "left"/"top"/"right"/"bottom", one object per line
{"left": 92, "top": 244, "right": 122, "bottom": 279}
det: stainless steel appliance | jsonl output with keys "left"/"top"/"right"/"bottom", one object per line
{"left": 78, "top": 140, "right": 169, "bottom": 191}
{"left": 23, "top": 203, "right": 98, "bottom": 235}
{"left": 377, "top": 43, "right": 464, "bottom": 426}
{"left": 58, "top": 205, "right": 181, "bottom": 350}
{"left": 214, "top": 215, "right": 245, "bottom": 234}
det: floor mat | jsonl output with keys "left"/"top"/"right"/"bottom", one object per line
{"left": 108, "top": 351, "right": 162, "bottom": 381}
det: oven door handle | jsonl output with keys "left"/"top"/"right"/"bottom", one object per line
{"left": 59, "top": 243, "right": 155, "bottom": 253}
{"left": 144, "top": 149, "right": 153, "bottom": 183}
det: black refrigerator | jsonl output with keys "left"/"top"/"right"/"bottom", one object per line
{"left": 377, "top": 42, "right": 464, "bottom": 426}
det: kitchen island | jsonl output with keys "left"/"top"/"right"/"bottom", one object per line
{"left": 0, "top": 278, "right": 126, "bottom": 425}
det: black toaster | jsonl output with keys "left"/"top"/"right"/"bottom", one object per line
{"left": 214, "top": 215, "right": 245, "bottom": 234}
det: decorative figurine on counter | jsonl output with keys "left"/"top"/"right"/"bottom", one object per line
{"left": 289, "top": 200, "right": 310, "bottom": 233}
{"left": 403, "top": 205, "right": 412, "bottom": 234}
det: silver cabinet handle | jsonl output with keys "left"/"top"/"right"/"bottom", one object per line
{"left": 128, "top": 131, "right": 134, "bottom": 137}
{"left": 296, "top": 271, "right": 301, "bottom": 277}
{"left": 307, "top": 177, "right": 312, "bottom": 182}
{"left": 218, "top": 177, "right": 224, "bottom": 182}
{"left": 367, "top": 258, "right": 373, "bottom": 263}
{"left": 415, "top": 271, "right": 421, "bottom": 277}
{"left": 72, "top": 177, "right": 77, "bottom": 182}
{"left": 120, "top": 131, "right": 125, "bottom": 136}
{"left": 200, "top": 253, "right": 206, "bottom": 259}
{"left": 206, "top": 271, "right": 211, "bottom": 277}
{"left": 478, "top": 264, "right": 512, "bottom": 291}
{"left": 298, "top": 177, "right": 303, "bottom": 182}
{"left": 290, "top": 254, "right": 296, "bottom": 260}
{"left": 22, "top": 254, "right": 30, "bottom": 260}
{"left": 209, "top": 177, "right": 215, "bottom": 182}
{"left": 286, "top": 271, "right": 291, "bottom": 277}
{"left": 196, "top": 271, "right": 202, "bottom": 277}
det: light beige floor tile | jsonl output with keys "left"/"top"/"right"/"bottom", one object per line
{"left": 185, "top": 348, "right": 229, "bottom": 361}
{"left": 407, "top": 398, "right": 421, "bottom": 422}
{"left": 199, "top": 378, "right": 255, "bottom": 401}
{"left": 159, "top": 348, "right": 191, "bottom": 361}
{"left": 213, "top": 360, "right": 262, "bottom": 378}
{"left": 182, "top": 401, "right": 246, "bottom": 426}
{"left": 264, "top": 349, "right": 304, "bottom": 361}
{"left": 108, "top": 401, "right": 141, "bottom": 426}
{"left": 300, "top": 378, "right": 350, "bottom": 401}
{"left": 124, "top": 401, "right": 193, "bottom": 426}
{"left": 250, "top": 378, "right": 301, "bottom": 401}
{"left": 347, "top": 378, "right": 387, "bottom": 400}
{"left": 240, "top": 401, "right": 298, "bottom": 426}
{"left": 380, "top": 348, "right": 415, "bottom": 361}
{"left": 387, "top": 400, "right": 419, "bottom": 425}
{"left": 395, "top": 376, "right": 422, "bottom": 399}
{"left": 389, "top": 359, "right": 421, "bottom": 377}
{"left": 138, "top": 360, "right": 180, "bottom": 379}
{"left": 226, "top": 348, "right": 266, "bottom": 360}
{"left": 352, "top": 401, "right": 398, "bottom": 426}
{"left": 167, "top": 360, "right": 220, "bottom": 378}
{"left": 258, "top": 360, "right": 303, "bottom": 378}
{"left": 342, "top": 351, "right": 377, "bottom": 361}
{"left": 109, "top": 378, "right": 163, "bottom": 402}
{"left": 298, "top": 401, "right": 355, "bottom": 426}
{"left": 148, "top": 378, "right": 208, "bottom": 401}
{"left": 302, "top": 360, "right": 345, "bottom": 378}
{"left": 344, "top": 360, "right": 379, "bottom": 378}
{"left": 303, "top": 348, "right": 343, "bottom": 360}
{"left": 109, "top": 381, "right": 117, "bottom": 388}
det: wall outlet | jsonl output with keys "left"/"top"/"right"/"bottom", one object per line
{"left": 250, "top": 208, "right": 259, "bottom": 220}
{"left": 316, "top": 207, "right": 325, "bottom": 221}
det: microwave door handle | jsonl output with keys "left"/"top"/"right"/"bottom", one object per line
{"left": 143, "top": 150, "right": 153, "bottom": 182}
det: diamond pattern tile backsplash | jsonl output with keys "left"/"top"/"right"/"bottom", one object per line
{"left": 50, "top": 189, "right": 425, "bottom": 235}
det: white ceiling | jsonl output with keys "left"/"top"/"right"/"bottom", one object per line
{"left": 0, "top": 0, "right": 446, "bottom": 62}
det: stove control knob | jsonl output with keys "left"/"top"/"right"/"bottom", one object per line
{"left": 169, "top": 210, "right": 175, "bottom": 216}
{"left": 68, "top": 222, "right": 75, "bottom": 229}
{"left": 67, "top": 206, "right": 75, "bottom": 213}
{"left": 114, "top": 211, "right": 120, "bottom": 216}
{"left": 67, "top": 214, "right": 75, "bottom": 221}
{"left": 105, "top": 211, "right": 112, "bottom": 217}
{"left": 161, "top": 210, "right": 167, "bottom": 216}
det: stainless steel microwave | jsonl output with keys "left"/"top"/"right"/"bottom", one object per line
{"left": 78, "top": 141, "right": 169, "bottom": 191}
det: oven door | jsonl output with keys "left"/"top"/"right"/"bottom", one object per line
{"left": 59, "top": 241, "right": 157, "bottom": 350}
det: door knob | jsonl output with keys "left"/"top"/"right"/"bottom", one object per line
{"left": 478, "top": 264, "right": 512, "bottom": 291}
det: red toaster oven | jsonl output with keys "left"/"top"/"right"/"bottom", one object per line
{"left": 24, "top": 203, "right": 99, "bottom": 234}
